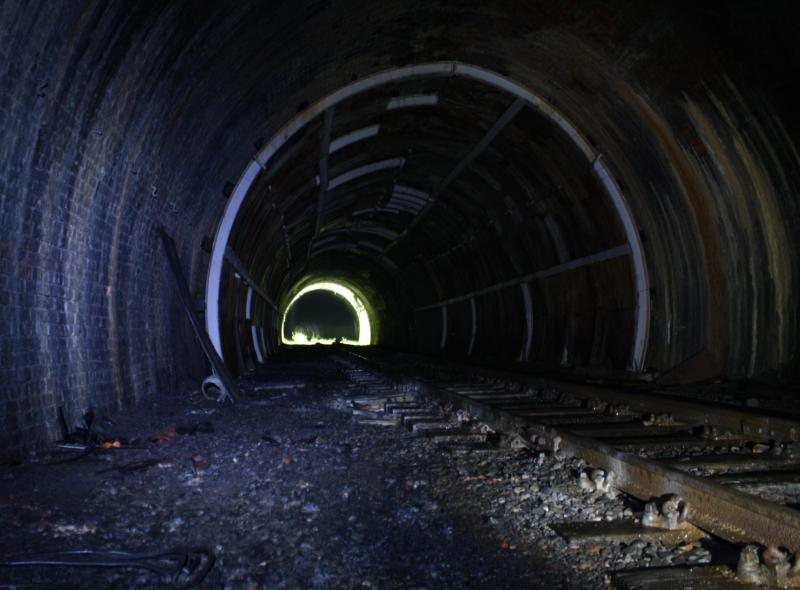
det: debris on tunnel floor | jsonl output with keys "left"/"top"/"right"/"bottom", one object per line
{"left": 3, "top": 4, "right": 800, "bottom": 588}
{"left": 0, "top": 355, "right": 730, "bottom": 589}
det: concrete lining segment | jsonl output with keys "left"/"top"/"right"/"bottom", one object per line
{"left": 205, "top": 62, "right": 651, "bottom": 368}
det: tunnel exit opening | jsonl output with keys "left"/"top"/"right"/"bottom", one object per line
{"left": 280, "top": 281, "right": 372, "bottom": 346}
{"left": 206, "top": 62, "right": 650, "bottom": 371}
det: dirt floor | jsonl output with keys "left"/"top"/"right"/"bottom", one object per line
{"left": 0, "top": 352, "right": 712, "bottom": 589}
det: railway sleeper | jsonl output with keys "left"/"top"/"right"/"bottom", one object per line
{"left": 345, "top": 352, "right": 800, "bottom": 587}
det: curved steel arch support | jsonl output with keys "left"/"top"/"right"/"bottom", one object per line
{"left": 205, "top": 61, "right": 651, "bottom": 370}
{"left": 468, "top": 298, "right": 477, "bottom": 356}
{"left": 519, "top": 283, "right": 534, "bottom": 362}
{"left": 592, "top": 156, "right": 651, "bottom": 372}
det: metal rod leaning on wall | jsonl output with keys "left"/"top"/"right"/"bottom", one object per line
{"left": 224, "top": 245, "right": 278, "bottom": 310}
{"left": 158, "top": 227, "right": 244, "bottom": 401}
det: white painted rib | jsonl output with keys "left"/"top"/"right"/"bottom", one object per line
{"left": 544, "top": 214, "right": 569, "bottom": 263}
{"left": 327, "top": 157, "right": 406, "bottom": 190}
{"left": 329, "top": 125, "right": 380, "bottom": 154}
{"left": 251, "top": 325, "right": 264, "bottom": 364}
{"left": 519, "top": 283, "right": 533, "bottom": 361}
{"left": 245, "top": 287, "right": 253, "bottom": 320}
{"left": 386, "top": 94, "right": 439, "bottom": 110}
{"left": 379, "top": 255, "right": 399, "bottom": 270}
{"left": 453, "top": 63, "right": 595, "bottom": 161}
{"left": 390, "top": 196, "right": 426, "bottom": 206}
{"left": 207, "top": 61, "right": 650, "bottom": 371}
{"left": 440, "top": 305, "right": 448, "bottom": 350}
{"left": 309, "top": 243, "right": 356, "bottom": 258}
{"left": 260, "top": 327, "right": 270, "bottom": 356}
{"left": 357, "top": 241, "right": 383, "bottom": 252}
{"left": 388, "top": 202, "right": 423, "bottom": 214}
{"left": 468, "top": 298, "right": 477, "bottom": 356}
{"left": 313, "top": 234, "right": 338, "bottom": 247}
{"left": 393, "top": 184, "right": 430, "bottom": 200}
{"left": 593, "top": 155, "right": 650, "bottom": 372}
{"left": 357, "top": 226, "right": 398, "bottom": 240}
{"left": 206, "top": 160, "right": 260, "bottom": 358}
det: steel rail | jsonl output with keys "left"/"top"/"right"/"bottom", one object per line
{"left": 350, "top": 350, "right": 800, "bottom": 552}
{"left": 396, "top": 352, "right": 800, "bottom": 443}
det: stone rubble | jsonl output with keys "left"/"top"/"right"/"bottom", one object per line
{"left": 0, "top": 361, "right": 722, "bottom": 588}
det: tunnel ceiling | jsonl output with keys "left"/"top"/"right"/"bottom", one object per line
{"left": 2, "top": 0, "right": 799, "bottom": 452}
{"left": 224, "top": 68, "right": 637, "bottom": 372}
{"left": 225, "top": 73, "right": 625, "bottom": 305}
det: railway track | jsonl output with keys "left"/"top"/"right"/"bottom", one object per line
{"left": 335, "top": 349, "right": 800, "bottom": 589}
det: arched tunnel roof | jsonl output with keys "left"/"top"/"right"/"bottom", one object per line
{"left": 1, "top": 0, "right": 799, "bottom": 451}
{"left": 219, "top": 62, "right": 644, "bottom": 373}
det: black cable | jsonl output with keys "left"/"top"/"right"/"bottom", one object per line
{"left": 0, "top": 547, "right": 215, "bottom": 589}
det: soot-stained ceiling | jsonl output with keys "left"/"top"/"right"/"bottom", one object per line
{"left": 1, "top": 0, "right": 799, "bottom": 452}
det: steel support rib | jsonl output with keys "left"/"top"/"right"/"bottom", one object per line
{"left": 385, "top": 97, "right": 526, "bottom": 254}
{"left": 314, "top": 108, "right": 334, "bottom": 238}
{"left": 206, "top": 63, "right": 651, "bottom": 369}
{"left": 468, "top": 298, "right": 477, "bottom": 356}
{"left": 415, "top": 244, "right": 631, "bottom": 311}
{"left": 224, "top": 246, "right": 278, "bottom": 311}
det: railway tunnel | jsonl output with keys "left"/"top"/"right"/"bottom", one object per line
{"left": 1, "top": 1, "right": 799, "bottom": 588}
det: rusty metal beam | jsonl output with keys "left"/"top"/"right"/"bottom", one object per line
{"left": 159, "top": 228, "right": 243, "bottom": 401}
{"left": 385, "top": 97, "right": 526, "bottom": 253}
{"left": 415, "top": 244, "right": 631, "bottom": 311}
{"left": 224, "top": 246, "right": 278, "bottom": 311}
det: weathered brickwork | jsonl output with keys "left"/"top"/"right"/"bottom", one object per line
{"left": 0, "top": 5, "right": 186, "bottom": 455}
{"left": 1, "top": 1, "right": 799, "bottom": 455}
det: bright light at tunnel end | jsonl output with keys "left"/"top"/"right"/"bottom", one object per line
{"left": 281, "top": 281, "right": 371, "bottom": 346}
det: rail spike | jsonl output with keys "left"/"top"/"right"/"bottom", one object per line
{"left": 737, "top": 544, "right": 800, "bottom": 587}
{"left": 641, "top": 494, "right": 691, "bottom": 530}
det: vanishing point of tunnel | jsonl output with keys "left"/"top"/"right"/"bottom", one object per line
{"left": 1, "top": 1, "right": 799, "bottom": 588}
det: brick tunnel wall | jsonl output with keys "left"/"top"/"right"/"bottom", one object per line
{"left": 0, "top": 3, "right": 224, "bottom": 452}
{"left": 1, "top": 1, "right": 799, "bottom": 455}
